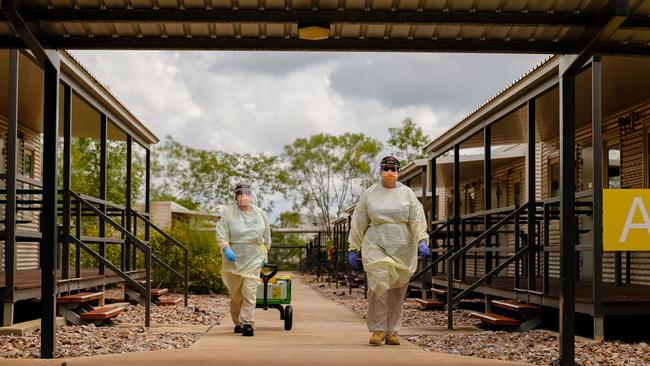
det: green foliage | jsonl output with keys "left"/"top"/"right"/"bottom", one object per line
{"left": 387, "top": 118, "right": 430, "bottom": 164}
{"left": 284, "top": 133, "right": 382, "bottom": 238}
{"left": 269, "top": 211, "right": 309, "bottom": 270}
{"left": 152, "top": 136, "right": 290, "bottom": 213}
{"left": 149, "top": 221, "right": 226, "bottom": 294}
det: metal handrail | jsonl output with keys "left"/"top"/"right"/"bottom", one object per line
{"left": 71, "top": 191, "right": 151, "bottom": 327}
{"left": 131, "top": 208, "right": 189, "bottom": 307}
{"left": 448, "top": 203, "right": 529, "bottom": 262}
{"left": 449, "top": 247, "right": 528, "bottom": 308}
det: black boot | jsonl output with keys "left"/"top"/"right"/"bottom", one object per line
{"left": 242, "top": 324, "right": 254, "bottom": 337}
{"left": 234, "top": 325, "right": 243, "bottom": 333}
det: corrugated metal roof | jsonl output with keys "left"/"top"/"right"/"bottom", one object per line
{"left": 0, "top": 0, "right": 648, "bottom": 51}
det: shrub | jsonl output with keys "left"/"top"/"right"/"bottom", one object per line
{"left": 150, "top": 222, "right": 226, "bottom": 294}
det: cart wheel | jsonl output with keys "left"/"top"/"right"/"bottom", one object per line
{"left": 284, "top": 305, "right": 293, "bottom": 330}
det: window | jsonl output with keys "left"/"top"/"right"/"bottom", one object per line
{"left": 607, "top": 144, "right": 621, "bottom": 188}
{"left": 514, "top": 181, "right": 522, "bottom": 207}
{"left": 581, "top": 145, "right": 593, "bottom": 191}
{"left": 550, "top": 161, "right": 560, "bottom": 197}
{"left": 23, "top": 149, "right": 34, "bottom": 178}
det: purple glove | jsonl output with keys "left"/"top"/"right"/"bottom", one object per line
{"left": 348, "top": 250, "right": 358, "bottom": 268}
{"left": 418, "top": 240, "right": 430, "bottom": 258}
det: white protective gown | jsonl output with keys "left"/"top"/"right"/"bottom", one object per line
{"left": 216, "top": 204, "right": 271, "bottom": 326}
{"left": 348, "top": 183, "right": 428, "bottom": 297}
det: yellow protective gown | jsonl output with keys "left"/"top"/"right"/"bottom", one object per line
{"left": 348, "top": 183, "right": 428, "bottom": 297}
{"left": 216, "top": 204, "right": 271, "bottom": 326}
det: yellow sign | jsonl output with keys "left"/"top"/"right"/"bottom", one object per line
{"left": 604, "top": 189, "right": 650, "bottom": 251}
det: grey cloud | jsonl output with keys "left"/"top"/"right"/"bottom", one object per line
{"left": 206, "top": 51, "right": 342, "bottom": 75}
{"left": 328, "top": 53, "right": 549, "bottom": 112}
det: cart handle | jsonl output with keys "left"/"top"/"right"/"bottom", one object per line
{"left": 259, "top": 263, "right": 278, "bottom": 309}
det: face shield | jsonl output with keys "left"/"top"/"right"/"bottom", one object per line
{"left": 234, "top": 184, "right": 258, "bottom": 207}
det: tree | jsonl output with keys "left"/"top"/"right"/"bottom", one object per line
{"left": 152, "top": 136, "right": 290, "bottom": 213}
{"left": 387, "top": 118, "right": 430, "bottom": 164}
{"left": 284, "top": 133, "right": 382, "bottom": 239}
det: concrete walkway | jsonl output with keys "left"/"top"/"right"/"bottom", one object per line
{"left": 2, "top": 275, "right": 529, "bottom": 366}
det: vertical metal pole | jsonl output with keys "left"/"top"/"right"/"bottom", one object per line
{"left": 99, "top": 115, "right": 107, "bottom": 275}
{"left": 3, "top": 49, "right": 19, "bottom": 327}
{"left": 145, "top": 148, "right": 151, "bottom": 242}
{"left": 40, "top": 51, "right": 60, "bottom": 359}
{"left": 317, "top": 232, "right": 321, "bottom": 281}
{"left": 528, "top": 98, "right": 537, "bottom": 290}
{"left": 62, "top": 84, "right": 72, "bottom": 280}
{"left": 144, "top": 247, "right": 151, "bottom": 327}
{"left": 126, "top": 136, "right": 133, "bottom": 271}
{"left": 431, "top": 157, "right": 438, "bottom": 276}
{"left": 592, "top": 55, "right": 604, "bottom": 320}
{"left": 75, "top": 199, "right": 81, "bottom": 278}
{"left": 421, "top": 165, "right": 431, "bottom": 297}
{"left": 559, "top": 66, "right": 576, "bottom": 366}
{"left": 484, "top": 125, "right": 492, "bottom": 282}
{"left": 453, "top": 144, "right": 460, "bottom": 278}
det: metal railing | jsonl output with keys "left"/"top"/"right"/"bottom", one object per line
{"left": 131, "top": 209, "right": 189, "bottom": 307}
{"left": 70, "top": 191, "right": 152, "bottom": 327}
{"left": 446, "top": 202, "right": 533, "bottom": 328}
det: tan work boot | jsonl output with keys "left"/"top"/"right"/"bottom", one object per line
{"left": 369, "top": 331, "right": 385, "bottom": 346}
{"left": 385, "top": 335, "right": 400, "bottom": 345}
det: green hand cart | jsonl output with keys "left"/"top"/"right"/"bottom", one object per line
{"left": 256, "top": 263, "right": 293, "bottom": 330}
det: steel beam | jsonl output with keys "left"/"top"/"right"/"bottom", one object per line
{"left": 560, "top": 0, "right": 629, "bottom": 76}
{"left": 61, "top": 83, "right": 72, "bottom": 280}
{"left": 99, "top": 114, "right": 107, "bottom": 275}
{"left": 145, "top": 147, "right": 150, "bottom": 242}
{"left": 592, "top": 55, "right": 604, "bottom": 318}
{"left": 1, "top": 0, "right": 57, "bottom": 66}
{"left": 559, "top": 64, "right": 576, "bottom": 366}
{"left": 40, "top": 50, "right": 60, "bottom": 359}
{"left": 453, "top": 144, "right": 461, "bottom": 279}
{"left": 527, "top": 98, "right": 536, "bottom": 291}
{"left": 126, "top": 135, "right": 132, "bottom": 268}
{"left": 484, "top": 125, "right": 492, "bottom": 279}
{"left": 3, "top": 49, "right": 19, "bottom": 327}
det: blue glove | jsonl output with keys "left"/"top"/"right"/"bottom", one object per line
{"left": 418, "top": 240, "right": 430, "bottom": 258}
{"left": 223, "top": 247, "right": 237, "bottom": 262}
{"left": 348, "top": 250, "right": 358, "bottom": 268}
{"left": 262, "top": 260, "right": 267, "bottom": 267}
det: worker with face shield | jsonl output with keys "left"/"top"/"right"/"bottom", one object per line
{"left": 347, "top": 156, "right": 429, "bottom": 346}
{"left": 216, "top": 183, "right": 271, "bottom": 337}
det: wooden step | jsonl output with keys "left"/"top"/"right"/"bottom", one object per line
{"left": 151, "top": 288, "right": 168, "bottom": 297}
{"left": 469, "top": 311, "right": 521, "bottom": 326}
{"left": 431, "top": 288, "right": 447, "bottom": 296}
{"left": 413, "top": 298, "right": 444, "bottom": 310}
{"left": 491, "top": 299, "right": 543, "bottom": 314}
{"left": 79, "top": 306, "right": 125, "bottom": 320}
{"left": 156, "top": 296, "right": 182, "bottom": 306}
{"left": 57, "top": 292, "right": 104, "bottom": 304}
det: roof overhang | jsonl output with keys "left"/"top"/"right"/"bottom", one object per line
{"left": 0, "top": 1, "right": 649, "bottom": 52}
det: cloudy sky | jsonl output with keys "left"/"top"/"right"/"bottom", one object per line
{"left": 70, "top": 51, "right": 549, "bottom": 155}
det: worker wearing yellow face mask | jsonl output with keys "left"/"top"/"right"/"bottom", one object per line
{"left": 347, "top": 156, "right": 429, "bottom": 346}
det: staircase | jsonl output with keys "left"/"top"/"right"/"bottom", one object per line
{"left": 54, "top": 191, "right": 190, "bottom": 327}
{"left": 56, "top": 292, "right": 126, "bottom": 325}
{"left": 469, "top": 299, "right": 543, "bottom": 331}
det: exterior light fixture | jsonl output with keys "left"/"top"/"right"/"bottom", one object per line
{"left": 298, "top": 22, "right": 330, "bottom": 40}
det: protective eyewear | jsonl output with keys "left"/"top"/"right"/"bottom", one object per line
{"left": 381, "top": 166, "right": 399, "bottom": 172}
{"left": 235, "top": 188, "right": 252, "bottom": 196}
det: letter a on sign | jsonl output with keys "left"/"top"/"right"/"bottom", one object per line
{"left": 604, "top": 190, "right": 650, "bottom": 251}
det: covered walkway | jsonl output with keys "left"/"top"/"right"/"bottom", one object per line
{"left": 3, "top": 275, "right": 528, "bottom": 365}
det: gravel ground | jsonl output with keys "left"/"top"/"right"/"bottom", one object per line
{"left": 115, "top": 294, "right": 229, "bottom": 325}
{"left": 306, "top": 275, "right": 650, "bottom": 366}
{"left": 0, "top": 325, "right": 201, "bottom": 359}
{"left": 406, "top": 331, "right": 650, "bottom": 366}
{"left": 0, "top": 294, "right": 229, "bottom": 359}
